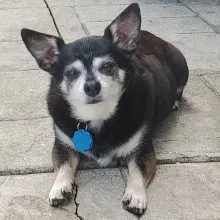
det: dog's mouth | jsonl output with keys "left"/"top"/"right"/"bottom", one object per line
{"left": 87, "top": 98, "right": 103, "bottom": 104}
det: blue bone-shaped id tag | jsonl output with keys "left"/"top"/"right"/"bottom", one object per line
{"left": 72, "top": 129, "right": 93, "bottom": 152}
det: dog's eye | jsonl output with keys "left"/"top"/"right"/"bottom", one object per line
{"left": 64, "top": 68, "right": 80, "bottom": 79}
{"left": 99, "top": 62, "right": 115, "bottom": 73}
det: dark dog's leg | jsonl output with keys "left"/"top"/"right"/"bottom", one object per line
{"left": 123, "top": 140, "right": 156, "bottom": 216}
{"left": 172, "top": 85, "right": 184, "bottom": 111}
{"left": 49, "top": 138, "right": 79, "bottom": 207}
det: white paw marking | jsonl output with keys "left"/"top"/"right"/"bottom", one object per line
{"left": 123, "top": 187, "right": 147, "bottom": 211}
{"left": 123, "top": 159, "right": 148, "bottom": 214}
{"left": 49, "top": 163, "right": 74, "bottom": 205}
{"left": 115, "top": 126, "right": 146, "bottom": 158}
{"left": 49, "top": 181, "right": 72, "bottom": 204}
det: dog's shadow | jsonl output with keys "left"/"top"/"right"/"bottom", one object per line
{"left": 153, "top": 97, "right": 199, "bottom": 162}
{"left": 153, "top": 97, "right": 194, "bottom": 141}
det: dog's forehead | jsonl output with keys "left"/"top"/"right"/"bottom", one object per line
{"left": 61, "top": 36, "right": 113, "bottom": 71}
{"left": 68, "top": 37, "right": 110, "bottom": 59}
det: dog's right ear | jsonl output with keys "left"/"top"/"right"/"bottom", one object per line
{"left": 21, "top": 29, "right": 65, "bottom": 74}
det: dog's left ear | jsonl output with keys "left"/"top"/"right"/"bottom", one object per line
{"left": 104, "top": 3, "right": 141, "bottom": 54}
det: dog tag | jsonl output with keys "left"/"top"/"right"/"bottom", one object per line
{"left": 72, "top": 129, "right": 93, "bottom": 152}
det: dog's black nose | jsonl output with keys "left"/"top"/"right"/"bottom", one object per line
{"left": 84, "top": 81, "right": 101, "bottom": 97}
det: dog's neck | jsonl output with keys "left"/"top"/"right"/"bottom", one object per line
{"left": 70, "top": 98, "right": 119, "bottom": 126}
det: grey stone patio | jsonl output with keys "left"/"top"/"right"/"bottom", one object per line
{"left": 0, "top": 0, "right": 220, "bottom": 219}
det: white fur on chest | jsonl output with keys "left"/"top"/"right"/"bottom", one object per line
{"left": 116, "top": 127, "right": 144, "bottom": 157}
{"left": 98, "top": 126, "right": 145, "bottom": 167}
{"left": 89, "top": 120, "right": 103, "bottom": 132}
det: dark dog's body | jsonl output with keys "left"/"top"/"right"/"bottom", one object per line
{"left": 21, "top": 3, "right": 188, "bottom": 216}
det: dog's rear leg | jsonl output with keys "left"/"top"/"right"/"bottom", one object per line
{"left": 49, "top": 137, "right": 79, "bottom": 207}
{"left": 122, "top": 140, "right": 156, "bottom": 216}
{"left": 172, "top": 86, "right": 184, "bottom": 111}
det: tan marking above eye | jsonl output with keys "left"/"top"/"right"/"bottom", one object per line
{"left": 64, "top": 60, "right": 86, "bottom": 74}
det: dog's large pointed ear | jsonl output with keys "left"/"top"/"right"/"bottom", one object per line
{"left": 21, "top": 28, "right": 65, "bottom": 73}
{"left": 104, "top": 3, "right": 141, "bottom": 54}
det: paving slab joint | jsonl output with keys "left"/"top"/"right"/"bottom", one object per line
{"left": 0, "top": 116, "right": 50, "bottom": 122}
{"left": 0, "top": 167, "right": 53, "bottom": 176}
{"left": 196, "top": 72, "right": 220, "bottom": 77}
{"left": 74, "top": 183, "right": 84, "bottom": 220}
{"left": 200, "top": 76, "right": 220, "bottom": 98}
{"left": 81, "top": 23, "right": 90, "bottom": 36}
{"left": 43, "top": 0, "right": 62, "bottom": 37}
{"left": 157, "top": 156, "right": 220, "bottom": 164}
{"left": 72, "top": 7, "right": 90, "bottom": 37}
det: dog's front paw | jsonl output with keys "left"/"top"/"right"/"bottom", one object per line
{"left": 122, "top": 187, "right": 147, "bottom": 216}
{"left": 49, "top": 181, "right": 73, "bottom": 207}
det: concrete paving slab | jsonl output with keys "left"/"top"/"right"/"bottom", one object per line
{"left": 141, "top": 16, "right": 214, "bottom": 34}
{"left": 0, "top": 0, "right": 46, "bottom": 9}
{"left": 155, "top": 111, "right": 220, "bottom": 141}
{"left": 145, "top": 163, "right": 220, "bottom": 220}
{"left": 0, "top": 41, "right": 39, "bottom": 72}
{"left": 0, "top": 118, "right": 53, "bottom": 175}
{"left": 0, "top": 8, "right": 57, "bottom": 42}
{"left": 0, "top": 173, "right": 78, "bottom": 220}
{"left": 75, "top": 4, "right": 194, "bottom": 22}
{"left": 0, "top": 71, "right": 50, "bottom": 120}
{"left": 180, "top": 0, "right": 220, "bottom": 32}
{"left": 50, "top": 7, "right": 86, "bottom": 42}
{"left": 85, "top": 16, "right": 214, "bottom": 37}
{"left": 84, "top": 21, "right": 108, "bottom": 36}
{"left": 186, "top": 5, "right": 220, "bottom": 33}
{"left": 202, "top": 74, "right": 220, "bottom": 97}
{"left": 75, "top": 168, "right": 137, "bottom": 220}
{"left": 76, "top": 164, "right": 220, "bottom": 220}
